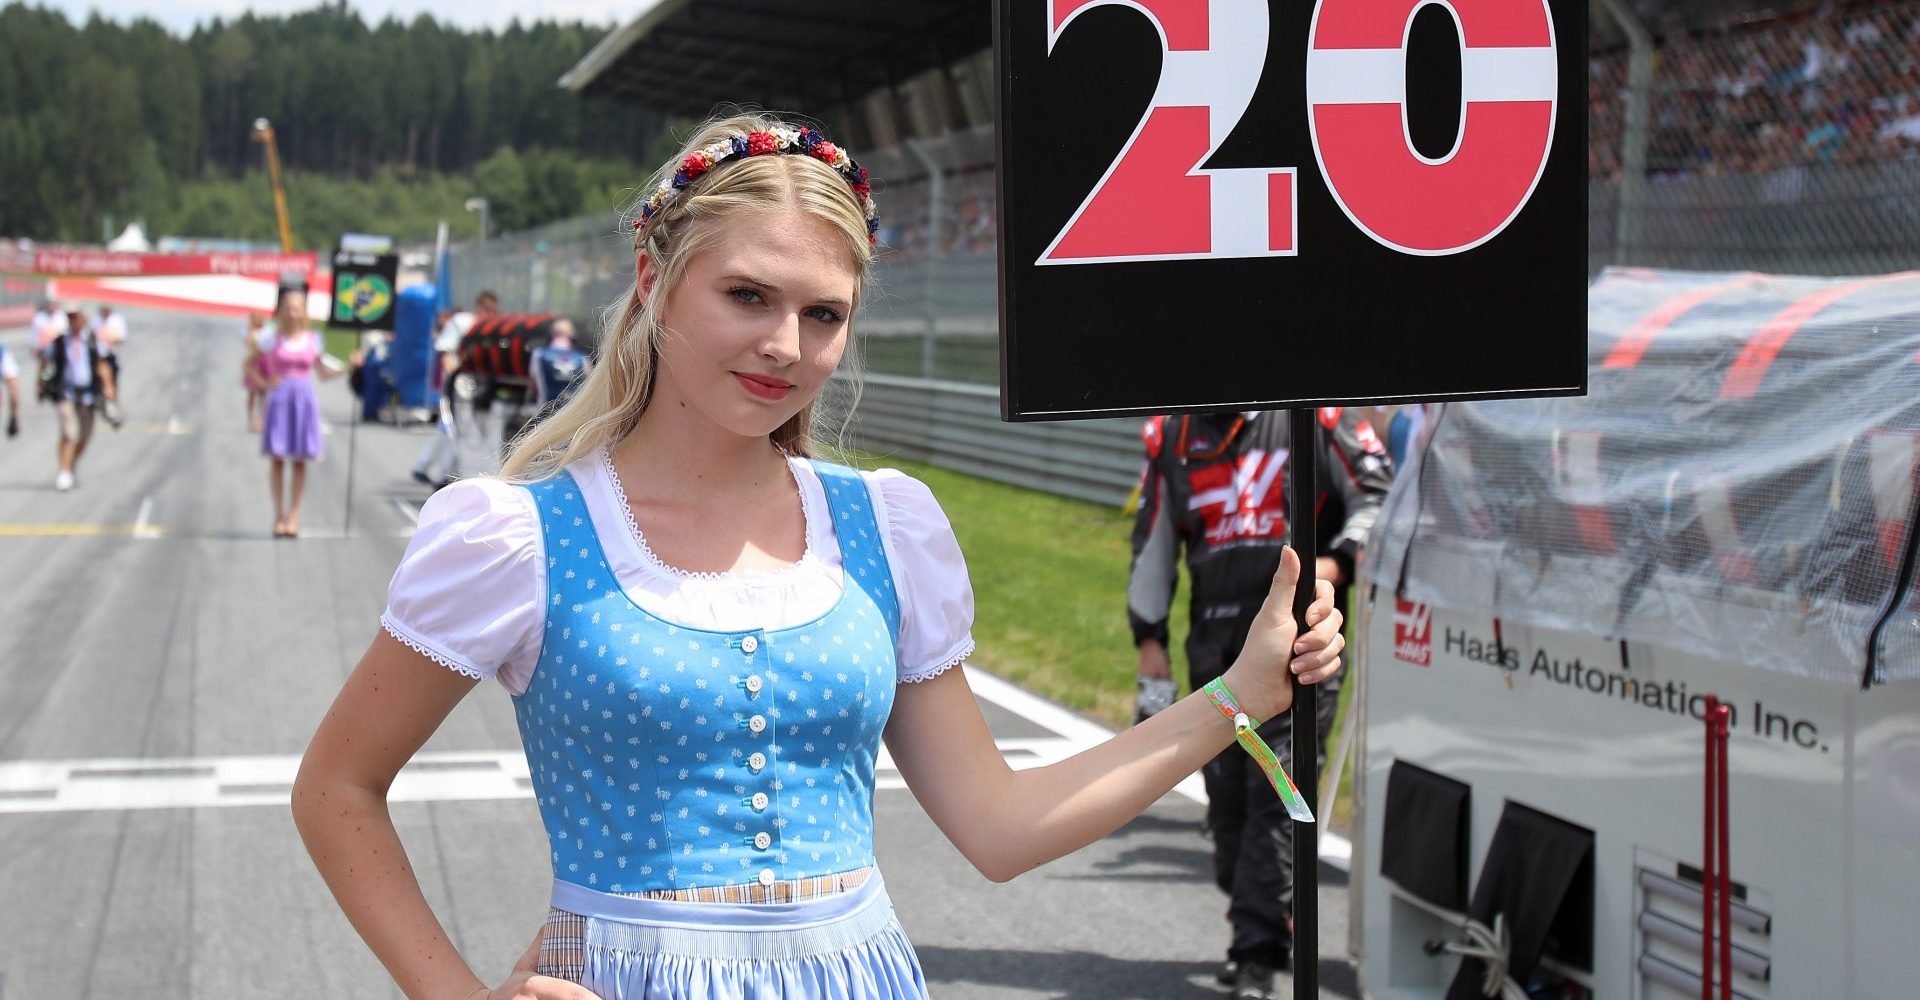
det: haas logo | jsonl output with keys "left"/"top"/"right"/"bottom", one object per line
{"left": 1393, "top": 598, "right": 1432, "bottom": 666}
{"left": 1187, "top": 449, "right": 1289, "bottom": 545}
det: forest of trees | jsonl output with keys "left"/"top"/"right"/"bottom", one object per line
{"left": 0, "top": 2, "right": 672, "bottom": 247}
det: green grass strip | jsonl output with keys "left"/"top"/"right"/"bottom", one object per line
{"left": 848, "top": 452, "right": 1358, "bottom": 829}
{"left": 849, "top": 454, "right": 1193, "bottom": 730}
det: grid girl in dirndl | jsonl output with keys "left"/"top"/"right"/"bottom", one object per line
{"left": 259, "top": 290, "right": 334, "bottom": 538}
{"left": 294, "top": 112, "right": 1348, "bottom": 1000}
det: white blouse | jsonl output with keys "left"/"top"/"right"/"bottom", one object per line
{"left": 381, "top": 450, "right": 976, "bottom": 696}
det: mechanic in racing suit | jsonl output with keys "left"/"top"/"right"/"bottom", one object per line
{"left": 1127, "top": 408, "right": 1391, "bottom": 995}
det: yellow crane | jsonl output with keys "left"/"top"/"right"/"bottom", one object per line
{"left": 250, "top": 118, "right": 294, "bottom": 252}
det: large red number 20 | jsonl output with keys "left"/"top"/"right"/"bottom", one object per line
{"left": 1042, "top": 0, "right": 1558, "bottom": 264}
{"left": 1042, "top": 0, "right": 1295, "bottom": 265}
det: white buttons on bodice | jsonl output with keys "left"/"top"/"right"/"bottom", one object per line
{"left": 751, "top": 792, "right": 770, "bottom": 811}
{"left": 745, "top": 674, "right": 764, "bottom": 694}
{"left": 753, "top": 832, "right": 772, "bottom": 851}
{"left": 749, "top": 752, "right": 767, "bottom": 772}
{"left": 758, "top": 868, "right": 776, "bottom": 886}
{"left": 748, "top": 715, "right": 767, "bottom": 734}
{"left": 740, "top": 635, "right": 760, "bottom": 654}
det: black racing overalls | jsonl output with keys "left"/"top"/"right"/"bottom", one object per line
{"left": 1127, "top": 408, "right": 1392, "bottom": 966}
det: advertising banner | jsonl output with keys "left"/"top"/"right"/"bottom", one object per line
{"left": 20, "top": 250, "right": 320, "bottom": 278}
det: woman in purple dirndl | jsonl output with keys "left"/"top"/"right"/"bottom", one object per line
{"left": 260, "top": 290, "right": 333, "bottom": 537}
{"left": 293, "top": 112, "right": 1348, "bottom": 1000}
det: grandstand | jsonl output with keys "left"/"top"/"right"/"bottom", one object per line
{"left": 528, "top": 0, "right": 1920, "bottom": 347}
{"left": 557, "top": 1, "right": 991, "bottom": 162}
{"left": 1591, "top": 1, "right": 1920, "bottom": 179}
{"left": 435, "top": 0, "right": 1920, "bottom": 500}
{"left": 1589, "top": 0, "right": 1920, "bottom": 273}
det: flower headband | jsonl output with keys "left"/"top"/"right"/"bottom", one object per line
{"left": 632, "top": 127, "right": 878, "bottom": 245}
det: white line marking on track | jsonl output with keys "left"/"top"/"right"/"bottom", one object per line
{"left": 961, "top": 665, "right": 1352, "bottom": 869}
{"left": 0, "top": 740, "right": 1076, "bottom": 815}
{"left": 964, "top": 665, "right": 1208, "bottom": 803}
{"left": 165, "top": 415, "right": 189, "bottom": 435}
{"left": 392, "top": 499, "right": 422, "bottom": 537}
{"left": 0, "top": 670, "right": 1355, "bottom": 865}
{"left": 133, "top": 496, "right": 160, "bottom": 539}
{"left": 0, "top": 751, "right": 530, "bottom": 814}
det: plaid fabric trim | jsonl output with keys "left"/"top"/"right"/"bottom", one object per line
{"left": 534, "top": 867, "right": 876, "bottom": 982}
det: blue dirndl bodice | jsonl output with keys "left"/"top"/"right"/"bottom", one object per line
{"left": 513, "top": 461, "right": 903, "bottom": 894}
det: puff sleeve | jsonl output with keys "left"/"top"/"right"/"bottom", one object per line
{"left": 867, "top": 469, "right": 976, "bottom": 683}
{"left": 380, "top": 478, "right": 547, "bottom": 694}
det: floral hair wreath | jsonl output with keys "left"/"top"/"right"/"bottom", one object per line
{"left": 632, "top": 126, "right": 879, "bottom": 246}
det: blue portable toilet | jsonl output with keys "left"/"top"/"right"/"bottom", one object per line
{"left": 358, "top": 343, "right": 391, "bottom": 421}
{"left": 391, "top": 283, "right": 438, "bottom": 410}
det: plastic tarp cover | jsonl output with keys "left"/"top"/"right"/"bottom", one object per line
{"left": 1363, "top": 267, "right": 1920, "bottom": 685}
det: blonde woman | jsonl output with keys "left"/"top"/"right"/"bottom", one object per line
{"left": 294, "top": 113, "right": 1345, "bottom": 1000}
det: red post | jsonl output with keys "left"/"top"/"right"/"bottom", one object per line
{"left": 1701, "top": 694, "right": 1719, "bottom": 1000}
{"left": 1715, "top": 704, "right": 1733, "bottom": 1000}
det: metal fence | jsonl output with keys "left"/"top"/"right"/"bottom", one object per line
{"left": 824, "top": 374, "right": 1141, "bottom": 507}
{"left": 0, "top": 242, "right": 50, "bottom": 312}
{"left": 449, "top": 214, "right": 637, "bottom": 329}
{"left": 0, "top": 277, "right": 46, "bottom": 311}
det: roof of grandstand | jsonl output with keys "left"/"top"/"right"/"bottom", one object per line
{"left": 558, "top": 0, "right": 990, "bottom": 114}
{"left": 1590, "top": 0, "right": 1884, "bottom": 47}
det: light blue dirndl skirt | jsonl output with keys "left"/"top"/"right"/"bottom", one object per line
{"left": 550, "top": 872, "right": 928, "bottom": 1000}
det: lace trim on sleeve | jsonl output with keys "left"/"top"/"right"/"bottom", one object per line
{"left": 381, "top": 615, "right": 488, "bottom": 680}
{"left": 898, "top": 638, "right": 974, "bottom": 685}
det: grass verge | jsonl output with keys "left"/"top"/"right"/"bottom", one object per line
{"left": 322, "top": 328, "right": 360, "bottom": 364}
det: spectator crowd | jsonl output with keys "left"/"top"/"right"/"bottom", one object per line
{"left": 1590, "top": 0, "right": 1920, "bottom": 182}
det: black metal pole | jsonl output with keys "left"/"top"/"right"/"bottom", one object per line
{"left": 342, "top": 355, "right": 359, "bottom": 539}
{"left": 1287, "top": 407, "right": 1319, "bottom": 999}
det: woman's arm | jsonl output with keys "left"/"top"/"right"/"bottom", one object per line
{"left": 886, "top": 547, "right": 1343, "bottom": 883}
{"left": 95, "top": 355, "right": 116, "bottom": 401}
{"left": 293, "top": 631, "right": 488, "bottom": 998}
{"left": 293, "top": 632, "right": 599, "bottom": 1000}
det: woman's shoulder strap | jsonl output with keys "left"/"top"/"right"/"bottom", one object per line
{"left": 518, "top": 467, "right": 584, "bottom": 504}
{"left": 809, "top": 460, "right": 902, "bottom": 643}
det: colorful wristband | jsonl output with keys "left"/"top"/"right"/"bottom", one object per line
{"left": 1201, "top": 677, "right": 1315, "bottom": 823}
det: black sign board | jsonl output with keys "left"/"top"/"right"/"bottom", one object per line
{"left": 994, "top": 0, "right": 1588, "bottom": 420}
{"left": 330, "top": 248, "right": 400, "bottom": 331}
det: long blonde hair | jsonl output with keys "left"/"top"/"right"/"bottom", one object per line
{"left": 500, "top": 112, "right": 875, "bottom": 483}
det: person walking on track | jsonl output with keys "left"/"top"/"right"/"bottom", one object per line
{"left": 411, "top": 291, "right": 499, "bottom": 488}
{"left": 524, "top": 316, "right": 591, "bottom": 430}
{"left": 293, "top": 113, "right": 1347, "bottom": 1000}
{"left": 31, "top": 299, "right": 62, "bottom": 350}
{"left": 243, "top": 311, "right": 271, "bottom": 432}
{"left": 0, "top": 338, "right": 20, "bottom": 441}
{"left": 38, "top": 306, "right": 116, "bottom": 492}
{"left": 259, "top": 290, "right": 336, "bottom": 537}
